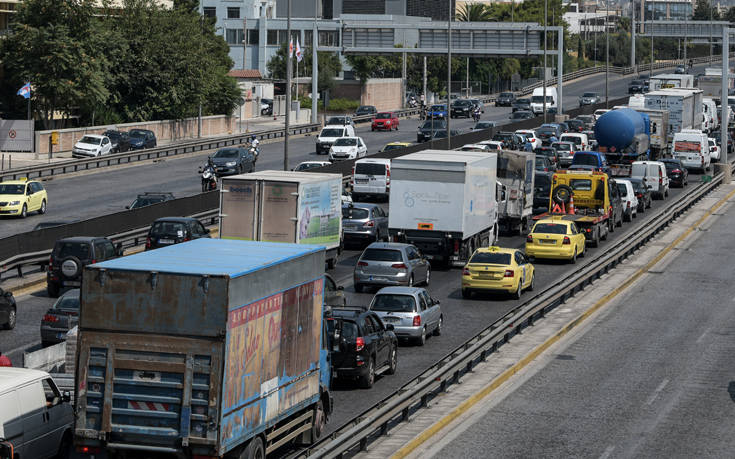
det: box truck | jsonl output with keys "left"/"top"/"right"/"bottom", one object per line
{"left": 643, "top": 89, "right": 703, "bottom": 143}
{"left": 496, "top": 150, "right": 535, "bottom": 234}
{"left": 74, "top": 239, "right": 332, "bottom": 458}
{"left": 219, "top": 171, "right": 343, "bottom": 268}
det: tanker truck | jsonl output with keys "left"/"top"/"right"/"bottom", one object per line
{"left": 594, "top": 108, "right": 651, "bottom": 176}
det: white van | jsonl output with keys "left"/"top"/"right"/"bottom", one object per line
{"left": 530, "top": 87, "right": 558, "bottom": 114}
{"left": 0, "top": 368, "right": 73, "bottom": 458}
{"left": 672, "top": 129, "right": 711, "bottom": 172}
{"left": 631, "top": 161, "right": 670, "bottom": 199}
{"left": 316, "top": 125, "right": 356, "bottom": 155}
{"left": 559, "top": 133, "right": 589, "bottom": 151}
{"left": 352, "top": 158, "right": 391, "bottom": 200}
{"left": 702, "top": 98, "right": 718, "bottom": 132}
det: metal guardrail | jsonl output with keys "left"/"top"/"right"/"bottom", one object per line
{"left": 298, "top": 162, "right": 731, "bottom": 459}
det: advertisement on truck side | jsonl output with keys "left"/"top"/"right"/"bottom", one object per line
{"left": 297, "top": 179, "right": 341, "bottom": 245}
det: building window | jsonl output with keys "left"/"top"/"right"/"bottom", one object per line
{"left": 227, "top": 7, "right": 240, "bottom": 19}
{"left": 278, "top": 29, "right": 290, "bottom": 44}
{"left": 319, "top": 30, "right": 339, "bottom": 47}
{"left": 305, "top": 30, "right": 313, "bottom": 46}
{"left": 248, "top": 29, "right": 259, "bottom": 45}
{"left": 203, "top": 7, "right": 216, "bottom": 19}
{"left": 226, "top": 28, "right": 245, "bottom": 45}
{"left": 267, "top": 30, "right": 278, "bottom": 45}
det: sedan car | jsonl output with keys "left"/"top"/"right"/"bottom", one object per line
{"left": 510, "top": 110, "right": 535, "bottom": 121}
{"left": 354, "top": 105, "right": 377, "bottom": 117}
{"left": 512, "top": 98, "right": 532, "bottom": 112}
{"left": 329, "top": 136, "right": 367, "bottom": 161}
{"left": 629, "top": 177, "right": 652, "bottom": 212}
{"left": 293, "top": 160, "right": 331, "bottom": 171}
{"left": 72, "top": 134, "right": 112, "bottom": 158}
{"left": 450, "top": 99, "right": 473, "bottom": 118}
{"left": 354, "top": 242, "right": 430, "bottom": 293}
{"left": 472, "top": 121, "right": 496, "bottom": 131}
{"left": 103, "top": 130, "right": 130, "bottom": 153}
{"left": 380, "top": 142, "right": 412, "bottom": 153}
{"left": 326, "top": 115, "right": 355, "bottom": 127}
{"left": 427, "top": 104, "right": 448, "bottom": 119}
{"left": 417, "top": 119, "right": 447, "bottom": 142}
{"left": 565, "top": 119, "right": 585, "bottom": 132}
{"left": 128, "top": 128, "right": 157, "bottom": 150}
{"left": 40, "top": 288, "right": 79, "bottom": 347}
{"left": 146, "top": 217, "right": 210, "bottom": 250}
{"left": 210, "top": 147, "right": 256, "bottom": 176}
{"left": 0, "top": 179, "right": 47, "bottom": 218}
{"left": 661, "top": 158, "right": 689, "bottom": 187}
{"left": 579, "top": 92, "right": 601, "bottom": 106}
{"left": 525, "top": 219, "right": 586, "bottom": 263}
{"left": 461, "top": 246, "right": 535, "bottom": 299}
{"left": 372, "top": 112, "right": 399, "bottom": 131}
{"left": 535, "top": 155, "right": 555, "bottom": 172}
{"left": 628, "top": 79, "right": 646, "bottom": 94}
{"left": 496, "top": 92, "right": 516, "bottom": 107}
{"left": 342, "top": 203, "right": 389, "bottom": 245}
{"left": 0, "top": 288, "right": 16, "bottom": 330}
{"left": 369, "top": 287, "right": 442, "bottom": 345}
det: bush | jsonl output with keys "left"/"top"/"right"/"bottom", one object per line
{"left": 326, "top": 98, "right": 360, "bottom": 112}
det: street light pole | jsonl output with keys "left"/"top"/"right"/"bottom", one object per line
{"left": 447, "top": 1, "right": 452, "bottom": 149}
{"left": 605, "top": 0, "right": 609, "bottom": 108}
{"left": 543, "top": 0, "right": 547, "bottom": 123}
{"left": 721, "top": 26, "right": 730, "bottom": 183}
{"left": 284, "top": 0, "right": 291, "bottom": 170}
{"left": 312, "top": 0, "right": 318, "bottom": 124}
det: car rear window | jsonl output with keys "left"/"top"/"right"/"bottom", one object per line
{"left": 371, "top": 294, "right": 416, "bottom": 313}
{"left": 54, "top": 291, "right": 80, "bottom": 311}
{"left": 572, "top": 153, "right": 599, "bottom": 166}
{"left": 151, "top": 221, "right": 187, "bottom": 237}
{"left": 355, "top": 163, "right": 386, "bottom": 176}
{"left": 569, "top": 179, "right": 592, "bottom": 191}
{"left": 361, "top": 248, "right": 403, "bottom": 262}
{"left": 616, "top": 183, "right": 629, "bottom": 196}
{"left": 533, "top": 223, "right": 567, "bottom": 234}
{"left": 469, "top": 252, "right": 511, "bottom": 265}
{"left": 55, "top": 242, "right": 91, "bottom": 259}
{"left": 328, "top": 318, "right": 359, "bottom": 341}
{"left": 561, "top": 136, "right": 582, "bottom": 146}
{"left": 376, "top": 112, "right": 392, "bottom": 119}
{"left": 321, "top": 128, "right": 344, "bottom": 137}
{"left": 343, "top": 207, "right": 369, "bottom": 219}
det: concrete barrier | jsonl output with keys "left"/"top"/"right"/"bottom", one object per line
{"left": 24, "top": 342, "right": 66, "bottom": 372}
{"left": 65, "top": 326, "right": 78, "bottom": 375}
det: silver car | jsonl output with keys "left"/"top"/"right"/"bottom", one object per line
{"left": 342, "top": 203, "right": 389, "bottom": 245}
{"left": 354, "top": 243, "right": 431, "bottom": 293}
{"left": 369, "top": 287, "right": 442, "bottom": 345}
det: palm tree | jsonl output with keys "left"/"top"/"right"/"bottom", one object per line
{"left": 456, "top": 2, "right": 493, "bottom": 22}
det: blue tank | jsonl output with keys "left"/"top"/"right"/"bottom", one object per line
{"left": 594, "top": 108, "right": 649, "bottom": 153}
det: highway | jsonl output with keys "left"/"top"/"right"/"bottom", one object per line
{"left": 432, "top": 196, "right": 735, "bottom": 458}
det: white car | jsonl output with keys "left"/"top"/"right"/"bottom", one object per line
{"left": 293, "top": 161, "right": 331, "bottom": 172}
{"left": 708, "top": 138, "right": 721, "bottom": 160}
{"left": 477, "top": 140, "right": 503, "bottom": 151}
{"left": 329, "top": 136, "right": 367, "bottom": 161}
{"left": 72, "top": 134, "right": 112, "bottom": 158}
{"left": 615, "top": 179, "right": 638, "bottom": 222}
{"left": 457, "top": 144, "right": 492, "bottom": 152}
{"left": 515, "top": 130, "right": 541, "bottom": 150}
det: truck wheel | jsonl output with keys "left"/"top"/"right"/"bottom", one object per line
{"left": 360, "top": 358, "right": 375, "bottom": 388}
{"left": 591, "top": 229, "right": 600, "bottom": 247}
{"left": 310, "top": 400, "right": 326, "bottom": 442}
{"left": 241, "top": 437, "right": 265, "bottom": 459}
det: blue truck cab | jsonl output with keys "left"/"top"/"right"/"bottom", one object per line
{"left": 569, "top": 151, "right": 612, "bottom": 176}
{"left": 74, "top": 239, "right": 332, "bottom": 458}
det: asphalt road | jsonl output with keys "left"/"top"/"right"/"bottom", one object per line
{"left": 433, "top": 194, "right": 735, "bottom": 459}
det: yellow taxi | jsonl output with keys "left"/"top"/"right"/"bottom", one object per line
{"left": 525, "top": 218, "right": 586, "bottom": 263}
{"left": 0, "top": 178, "right": 48, "bottom": 218}
{"left": 461, "top": 246, "right": 535, "bottom": 299}
{"left": 379, "top": 142, "right": 413, "bottom": 153}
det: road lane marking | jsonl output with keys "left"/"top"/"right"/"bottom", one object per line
{"left": 645, "top": 379, "right": 670, "bottom": 406}
{"left": 696, "top": 328, "right": 710, "bottom": 343}
{"left": 599, "top": 445, "right": 615, "bottom": 459}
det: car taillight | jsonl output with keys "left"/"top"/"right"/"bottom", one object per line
{"left": 526, "top": 235, "right": 533, "bottom": 243}
{"left": 391, "top": 263, "right": 407, "bottom": 269}
{"left": 91, "top": 259, "right": 96, "bottom": 264}
{"left": 49, "top": 255, "right": 53, "bottom": 266}
{"left": 563, "top": 236, "right": 571, "bottom": 245}
{"left": 357, "top": 261, "right": 368, "bottom": 267}
{"left": 454, "top": 239, "right": 460, "bottom": 254}
{"left": 77, "top": 446, "right": 102, "bottom": 454}
{"left": 504, "top": 270, "right": 514, "bottom": 277}
{"left": 386, "top": 166, "right": 390, "bottom": 185}
{"left": 626, "top": 201, "right": 630, "bottom": 208}
{"left": 413, "top": 315, "right": 421, "bottom": 326}
{"left": 363, "top": 220, "right": 375, "bottom": 227}
{"left": 356, "top": 337, "right": 365, "bottom": 351}
{"left": 636, "top": 193, "right": 642, "bottom": 198}
{"left": 462, "top": 267, "right": 470, "bottom": 275}
{"left": 145, "top": 237, "right": 151, "bottom": 249}
{"left": 43, "top": 314, "right": 59, "bottom": 322}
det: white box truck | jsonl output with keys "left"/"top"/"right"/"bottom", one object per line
{"left": 219, "top": 170, "right": 343, "bottom": 268}
{"left": 497, "top": 150, "right": 535, "bottom": 234}
{"left": 643, "top": 89, "right": 703, "bottom": 143}
{"left": 388, "top": 150, "right": 498, "bottom": 267}
{"left": 649, "top": 73, "right": 694, "bottom": 90}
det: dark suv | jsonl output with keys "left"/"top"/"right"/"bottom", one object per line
{"left": 126, "top": 192, "right": 175, "bottom": 209}
{"left": 0, "top": 288, "right": 16, "bottom": 330}
{"left": 103, "top": 130, "right": 130, "bottom": 153}
{"left": 450, "top": 99, "right": 473, "bottom": 118}
{"left": 326, "top": 307, "right": 398, "bottom": 388}
{"left": 47, "top": 237, "right": 121, "bottom": 297}
{"left": 146, "top": 217, "right": 210, "bottom": 250}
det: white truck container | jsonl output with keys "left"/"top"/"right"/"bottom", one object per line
{"left": 388, "top": 150, "right": 498, "bottom": 267}
{"left": 649, "top": 73, "right": 694, "bottom": 90}
{"left": 497, "top": 150, "right": 535, "bottom": 234}
{"left": 698, "top": 68, "right": 735, "bottom": 100}
{"left": 219, "top": 170, "right": 343, "bottom": 268}
{"left": 617, "top": 103, "right": 670, "bottom": 159}
{"left": 643, "top": 89, "right": 703, "bottom": 143}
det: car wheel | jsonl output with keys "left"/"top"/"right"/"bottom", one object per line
{"left": 242, "top": 436, "right": 265, "bottom": 459}
{"left": 528, "top": 273, "right": 535, "bottom": 292}
{"left": 309, "top": 400, "right": 326, "bottom": 442}
{"left": 623, "top": 209, "right": 630, "bottom": 222}
{"left": 360, "top": 357, "right": 375, "bottom": 388}
{"left": 433, "top": 315, "right": 443, "bottom": 336}
{"left": 2, "top": 307, "right": 15, "bottom": 330}
{"left": 514, "top": 281, "right": 522, "bottom": 300}
{"left": 20, "top": 204, "right": 27, "bottom": 218}
{"left": 354, "top": 283, "right": 364, "bottom": 293}
{"left": 47, "top": 282, "right": 60, "bottom": 298}
{"left": 570, "top": 248, "right": 577, "bottom": 264}
{"left": 424, "top": 266, "right": 431, "bottom": 286}
{"left": 386, "top": 346, "right": 397, "bottom": 374}
{"left": 647, "top": 198, "right": 652, "bottom": 209}
{"left": 579, "top": 243, "right": 585, "bottom": 258}
{"left": 407, "top": 274, "right": 414, "bottom": 287}
{"left": 416, "top": 327, "right": 426, "bottom": 346}
{"left": 462, "top": 288, "right": 471, "bottom": 299}
{"left": 39, "top": 199, "right": 47, "bottom": 214}
{"left": 616, "top": 215, "right": 623, "bottom": 227}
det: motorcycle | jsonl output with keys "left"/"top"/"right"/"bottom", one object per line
{"left": 200, "top": 162, "right": 217, "bottom": 192}
{"left": 472, "top": 110, "right": 481, "bottom": 122}
{"left": 248, "top": 145, "right": 260, "bottom": 160}
{"left": 407, "top": 97, "right": 418, "bottom": 108}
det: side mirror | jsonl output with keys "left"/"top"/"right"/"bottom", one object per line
{"left": 385, "top": 324, "right": 395, "bottom": 331}
{"left": 62, "top": 391, "right": 71, "bottom": 403}
{"left": 115, "top": 243, "right": 124, "bottom": 257}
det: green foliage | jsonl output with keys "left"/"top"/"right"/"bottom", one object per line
{"left": 326, "top": 98, "right": 359, "bottom": 112}
{"left": 726, "top": 6, "right": 735, "bottom": 23}
{"left": 456, "top": 2, "right": 496, "bottom": 21}
{"left": 693, "top": 0, "right": 720, "bottom": 20}
{"left": 266, "top": 42, "right": 342, "bottom": 94}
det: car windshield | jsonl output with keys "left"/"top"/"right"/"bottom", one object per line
{"left": 433, "top": 130, "right": 449, "bottom": 138}
{"left": 0, "top": 184, "right": 24, "bottom": 194}
{"left": 537, "top": 128, "right": 556, "bottom": 136}
{"left": 151, "top": 221, "right": 187, "bottom": 237}
{"left": 334, "top": 138, "right": 357, "bottom": 146}
{"left": 554, "top": 143, "right": 572, "bottom": 151}
{"left": 533, "top": 223, "right": 567, "bottom": 234}
{"left": 213, "top": 149, "right": 239, "bottom": 158}
{"left": 130, "top": 196, "right": 164, "bottom": 208}
{"left": 630, "top": 179, "right": 646, "bottom": 191}
{"left": 573, "top": 153, "right": 599, "bottom": 166}
{"left": 129, "top": 129, "right": 147, "bottom": 138}
{"left": 295, "top": 162, "right": 324, "bottom": 171}
{"left": 469, "top": 252, "right": 511, "bottom": 265}
{"left": 56, "top": 242, "right": 91, "bottom": 259}
{"left": 327, "top": 117, "right": 347, "bottom": 124}
{"left": 516, "top": 98, "right": 530, "bottom": 104}
{"left": 430, "top": 105, "right": 446, "bottom": 111}
{"left": 532, "top": 96, "right": 554, "bottom": 103}
{"left": 662, "top": 161, "right": 679, "bottom": 171}
{"left": 361, "top": 248, "right": 403, "bottom": 262}
{"left": 376, "top": 112, "right": 392, "bottom": 119}
{"left": 536, "top": 174, "right": 551, "bottom": 190}
{"left": 53, "top": 290, "right": 80, "bottom": 311}
{"left": 321, "top": 128, "right": 344, "bottom": 137}
{"left": 356, "top": 106, "right": 373, "bottom": 113}
{"left": 105, "top": 132, "right": 120, "bottom": 140}
{"left": 453, "top": 100, "right": 471, "bottom": 106}
{"left": 342, "top": 207, "right": 369, "bottom": 219}
{"left": 421, "top": 120, "right": 446, "bottom": 129}
{"left": 355, "top": 163, "right": 386, "bottom": 175}
{"left": 79, "top": 136, "right": 101, "bottom": 145}
{"left": 583, "top": 92, "right": 597, "bottom": 97}
{"left": 371, "top": 294, "right": 417, "bottom": 313}
{"left": 383, "top": 144, "right": 405, "bottom": 151}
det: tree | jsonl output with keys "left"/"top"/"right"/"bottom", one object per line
{"left": 456, "top": 2, "right": 494, "bottom": 21}
{"left": 693, "top": 0, "right": 720, "bottom": 20}
{"left": 266, "top": 42, "right": 342, "bottom": 93}
{"left": 725, "top": 6, "right": 735, "bottom": 23}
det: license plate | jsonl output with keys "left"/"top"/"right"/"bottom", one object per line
{"left": 541, "top": 239, "right": 556, "bottom": 244}
{"left": 64, "top": 281, "right": 81, "bottom": 287}
{"left": 479, "top": 272, "right": 496, "bottom": 279}
{"left": 159, "top": 238, "right": 174, "bottom": 244}
{"left": 356, "top": 179, "right": 368, "bottom": 183}
{"left": 383, "top": 317, "right": 400, "bottom": 323}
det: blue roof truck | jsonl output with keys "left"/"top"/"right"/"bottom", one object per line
{"left": 594, "top": 108, "right": 651, "bottom": 177}
{"left": 73, "top": 239, "right": 332, "bottom": 458}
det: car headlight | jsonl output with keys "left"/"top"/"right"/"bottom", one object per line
{"left": 226, "top": 161, "right": 237, "bottom": 166}
{"left": 9, "top": 201, "right": 20, "bottom": 206}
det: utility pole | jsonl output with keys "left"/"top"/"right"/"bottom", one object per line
{"left": 649, "top": 15, "right": 654, "bottom": 78}
{"left": 402, "top": 52, "right": 407, "bottom": 108}
{"left": 423, "top": 56, "right": 427, "bottom": 108}
{"left": 683, "top": 18, "right": 687, "bottom": 65}
{"left": 447, "top": 1, "right": 452, "bottom": 149}
{"left": 722, "top": 26, "right": 730, "bottom": 182}
{"left": 312, "top": 0, "right": 318, "bottom": 123}
{"left": 543, "top": 0, "right": 547, "bottom": 123}
{"left": 466, "top": 57, "right": 470, "bottom": 97}
{"left": 605, "top": 0, "right": 609, "bottom": 108}
{"left": 284, "top": 0, "right": 291, "bottom": 170}
{"left": 710, "top": 5, "right": 713, "bottom": 60}
{"left": 631, "top": 6, "right": 636, "bottom": 74}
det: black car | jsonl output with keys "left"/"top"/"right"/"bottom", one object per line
{"left": 628, "top": 177, "right": 652, "bottom": 212}
{"left": 557, "top": 122, "right": 570, "bottom": 134}
{"left": 417, "top": 119, "right": 447, "bottom": 142}
{"left": 0, "top": 288, "right": 16, "bottom": 330}
{"left": 126, "top": 192, "right": 175, "bottom": 209}
{"left": 128, "top": 128, "right": 157, "bottom": 150}
{"left": 512, "top": 98, "right": 532, "bottom": 112}
{"left": 47, "top": 236, "right": 121, "bottom": 297}
{"left": 492, "top": 132, "right": 522, "bottom": 150}
{"left": 661, "top": 158, "right": 689, "bottom": 187}
{"left": 40, "top": 288, "right": 79, "bottom": 347}
{"left": 533, "top": 172, "right": 552, "bottom": 214}
{"left": 536, "top": 126, "right": 560, "bottom": 145}
{"left": 496, "top": 92, "right": 516, "bottom": 107}
{"left": 450, "top": 99, "right": 473, "bottom": 118}
{"left": 628, "top": 79, "right": 645, "bottom": 94}
{"left": 566, "top": 119, "right": 586, "bottom": 132}
{"left": 710, "top": 130, "right": 733, "bottom": 153}
{"left": 535, "top": 156, "right": 556, "bottom": 172}
{"left": 326, "top": 307, "right": 397, "bottom": 388}
{"left": 431, "top": 129, "right": 462, "bottom": 139}
{"left": 472, "top": 120, "right": 496, "bottom": 131}
{"left": 535, "top": 146, "right": 561, "bottom": 166}
{"left": 355, "top": 105, "right": 377, "bottom": 117}
{"left": 210, "top": 147, "right": 256, "bottom": 176}
{"left": 146, "top": 217, "right": 211, "bottom": 250}
{"left": 510, "top": 110, "right": 535, "bottom": 121}
{"left": 103, "top": 130, "right": 130, "bottom": 153}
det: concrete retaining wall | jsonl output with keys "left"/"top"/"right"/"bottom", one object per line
{"left": 24, "top": 342, "right": 66, "bottom": 372}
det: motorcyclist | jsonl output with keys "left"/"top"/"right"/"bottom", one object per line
{"left": 249, "top": 134, "right": 260, "bottom": 149}
{"left": 472, "top": 105, "right": 481, "bottom": 122}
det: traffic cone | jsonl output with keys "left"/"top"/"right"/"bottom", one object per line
{"left": 568, "top": 195, "right": 575, "bottom": 214}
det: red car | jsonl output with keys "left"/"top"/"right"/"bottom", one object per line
{"left": 371, "top": 112, "right": 399, "bottom": 131}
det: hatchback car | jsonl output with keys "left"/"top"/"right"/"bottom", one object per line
{"left": 369, "top": 287, "right": 442, "bottom": 346}
{"left": 103, "top": 129, "right": 130, "bottom": 153}
{"left": 47, "top": 236, "right": 120, "bottom": 297}
{"left": 525, "top": 219, "right": 586, "bottom": 263}
{"left": 535, "top": 146, "right": 561, "bottom": 166}
{"left": 0, "top": 179, "right": 48, "bottom": 218}
{"left": 616, "top": 179, "right": 639, "bottom": 222}
{"left": 293, "top": 160, "right": 331, "bottom": 171}
{"left": 0, "top": 288, "right": 16, "bottom": 330}
{"left": 660, "top": 158, "right": 689, "bottom": 187}
{"left": 628, "top": 177, "right": 652, "bottom": 212}
{"left": 126, "top": 192, "right": 175, "bottom": 209}
{"left": 354, "top": 105, "right": 377, "bottom": 117}
{"left": 461, "top": 246, "right": 535, "bottom": 299}
{"left": 450, "top": 99, "right": 473, "bottom": 118}
{"left": 427, "top": 104, "right": 448, "bottom": 119}
{"left": 354, "top": 243, "right": 430, "bottom": 293}
{"left": 72, "top": 134, "right": 112, "bottom": 158}
{"left": 210, "top": 147, "right": 256, "bottom": 176}
{"left": 496, "top": 92, "right": 516, "bottom": 107}
{"left": 329, "top": 137, "right": 367, "bottom": 161}
{"left": 550, "top": 141, "right": 575, "bottom": 166}
{"left": 380, "top": 142, "right": 412, "bottom": 153}
{"left": 579, "top": 92, "right": 601, "bottom": 105}
{"left": 372, "top": 112, "right": 399, "bottom": 131}
{"left": 146, "top": 217, "right": 211, "bottom": 250}
{"left": 128, "top": 128, "right": 157, "bottom": 150}
{"left": 342, "top": 203, "right": 389, "bottom": 245}
{"left": 417, "top": 119, "right": 447, "bottom": 142}
{"left": 40, "top": 289, "right": 79, "bottom": 347}
{"left": 565, "top": 119, "right": 585, "bottom": 132}
{"left": 326, "top": 307, "right": 397, "bottom": 388}
{"left": 510, "top": 110, "right": 535, "bottom": 121}
{"left": 512, "top": 98, "right": 532, "bottom": 112}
